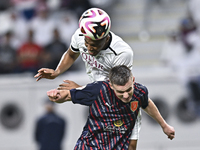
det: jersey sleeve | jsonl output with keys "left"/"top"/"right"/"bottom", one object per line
{"left": 140, "top": 85, "right": 149, "bottom": 109}
{"left": 70, "top": 81, "right": 103, "bottom": 106}
{"left": 70, "top": 29, "right": 81, "bottom": 53}
{"left": 113, "top": 45, "right": 134, "bottom": 70}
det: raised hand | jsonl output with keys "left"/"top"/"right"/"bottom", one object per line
{"left": 34, "top": 68, "right": 59, "bottom": 81}
{"left": 58, "top": 80, "right": 81, "bottom": 90}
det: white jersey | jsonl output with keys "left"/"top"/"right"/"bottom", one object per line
{"left": 70, "top": 29, "right": 134, "bottom": 82}
{"left": 70, "top": 29, "right": 140, "bottom": 141}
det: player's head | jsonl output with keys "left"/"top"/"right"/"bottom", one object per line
{"left": 79, "top": 8, "right": 111, "bottom": 40}
{"left": 109, "top": 65, "right": 135, "bottom": 103}
{"left": 79, "top": 8, "right": 111, "bottom": 56}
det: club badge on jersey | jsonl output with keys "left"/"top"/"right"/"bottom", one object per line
{"left": 130, "top": 101, "right": 138, "bottom": 112}
{"left": 114, "top": 119, "right": 123, "bottom": 127}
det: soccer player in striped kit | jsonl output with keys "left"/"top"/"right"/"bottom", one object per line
{"left": 47, "top": 65, "right": 175, "bottom": 150}
{"left": 35, "top": 8, "right": 139, "bottom": 149}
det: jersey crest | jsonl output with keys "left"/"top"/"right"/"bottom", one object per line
{"left": 130, "top": 101, "right": 138, "bottom": 112}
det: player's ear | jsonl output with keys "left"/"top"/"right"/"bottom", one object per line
{"left": 132, "top": 76, "right": 135, "bottom": 83}
{"left": 105, "top": 35, "right": 110, "bottom": 42}
{"left": 109, "top": 82, "right": 114, "bottom": 90}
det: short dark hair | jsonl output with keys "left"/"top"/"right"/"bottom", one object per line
{"left": 109, "top": 65, "right": 132, "bottom": 86}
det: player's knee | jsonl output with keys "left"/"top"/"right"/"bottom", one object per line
{"left": 128, "top": 140, "right": 137, "bottom": 150}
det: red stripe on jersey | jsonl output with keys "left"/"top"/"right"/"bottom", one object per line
{"left": 93, "top": 100, "right": 106, "bottom": 149}
{"left": 88, "top": 125, "right": 101, "bottom": 150}
{"left": 100, "top": 85, "right": 117, "bottom": 147}
{"left": 82, "top": 142, "right": 85, "bottom": 150}
{"left": 89, "top": 107, "right": 101, "bottom": 149}
{"left": 103, "top": 82, "right": 113, "bottom": 104}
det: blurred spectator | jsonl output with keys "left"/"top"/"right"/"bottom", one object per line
{"left": 44, "top": 28, "right": 67, "bottom": 69}
{"left": 10, "top": 10, "right": 31, "bottom": 46}
{"left": 30, "top": 4, "right": 56, "bottom": 47}
{"left": 187, "top": 0, "right": 200, "bottom": 31}
{"left": 16, "top": 29, "right": 45, "bottom": 74}
{"left": 178, "top": 41, "right": 200, "bottom": 116}
{"left": 0, "top": 11, "right": 22, "bottom": 49}
{"left": 61, "top": 0, "right": 92, "bottom": 18}
{"left": 10, "top": 0, "right": 37, "bottom": 21}
{"left": 160, "top": 31, "right": 186, "bottom": 70}
{"left": 161, "top": 27, "right": 200, "bottom": 116}
{"left": 179, "top": 17, "right": 197, "bottom": 51}
{"left": 0, "top": 11, "right": 12, "bottom": 36}
{"left": 0, "top": 0, "right": 11, "bottom": 11}
{"left": 57, "top": 11, "right": 78, "bottom": 46}
{"left": 0, "top": 31, "right": 17, "bottom": 74}
{"left": 35, "top": 100, "right": 66, "bottom": 150}
{"left": 46, "top": 0, "right": 62, "bottom": 12}
{"left": 69, "top": 0, "right": 92, "bottom": 17}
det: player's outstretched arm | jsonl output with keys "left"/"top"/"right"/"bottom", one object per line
{"left": 34, "top": 48, "right": 79, "bottom": 81}
{"left": 55, "top": 48, "right": 80, "bottom": 76}
{"left": 47, "top": 89, "right": 71, "bottom": 103}
{"left": 34, "top": 68, "right": 59, "bottom": 81}
{"left": 143, "top": 98, "right": 175, "bottom": 140}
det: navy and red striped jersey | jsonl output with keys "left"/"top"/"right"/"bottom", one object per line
{"left": 70, "top": 81, "right": 148, "bottom": 150}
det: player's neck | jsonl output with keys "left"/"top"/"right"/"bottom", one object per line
{"left": 102, "top": 35, "right": 111, "bottom": 50}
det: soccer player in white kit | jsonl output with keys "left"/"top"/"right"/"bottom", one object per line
{"left": 34, "top": 8, "right": 140, "bottom": 150}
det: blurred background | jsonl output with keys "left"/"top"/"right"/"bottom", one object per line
{"left": 0, "top": 0, "right": 200, "bottom": 149}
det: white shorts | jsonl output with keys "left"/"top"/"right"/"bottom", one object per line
{"left": 129, "top": 109, "right": 142, "bottom": 140}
